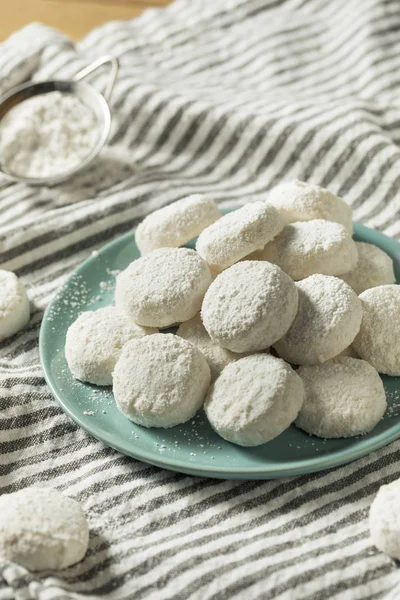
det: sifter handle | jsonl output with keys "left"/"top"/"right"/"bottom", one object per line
{"left": 73, "top": 56, "right": 119, "bottom": 103}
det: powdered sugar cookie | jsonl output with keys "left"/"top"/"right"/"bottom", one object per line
{"left": 205, "top": 354, "right": 304, "bottom": 446}
{"left": 274, "top": 275, "right": 362, "bottom": 365}
{"left": 0, "top": 487, "right": 89, "bottom": 570}
{"left": 177, "top": 313, "right": 254, "bottom": 381}
{"left": 353, "top": 285, "right": 400, "bottom": 375}
{"left": 135, "top": 194, "right": 221, "bottom": 254}
{"left": 0, "top": 270, "right": 30, "bottom": 340}
{"left": 330, "top": 345, "right": 359, "bottom": 360}
{"left": 261, "top": 220, "right": 358, "bottom": 280}
{"left": 115, "top": 247, "right": 212, "bottom": 328}
{"left": 340, "top": 242, "right": 395, "bottom": 295}
{"left": 65, "top": 306, "right": 157, "bottom": 386}
{"left": 296, "top": 357, "right": 386, "bottom": 438}
{"left": 370, "top": 478, "right": 400, "bottom": 559}
{"left": 113, "top": 334, "right": 211, "bottom": 428}
{"left": 201, "top": 261, "right": 298, "bottom": 353}
{"left": 196, "top": 201, "right": 284, "bottom": 273}
{"left": 267, "top": 180, "right": 353, "bottom": 233}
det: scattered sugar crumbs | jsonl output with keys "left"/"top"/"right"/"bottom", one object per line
{"left": 148, "top": 412, "right": 226, "bottom": 460}
{"left": 46, "top": 275, "right": 90, "bottom": 323}
{"left": 46, "top": 248, "right": 120, "bottom": 326}
{"left": 386, "top": 387, "right": 400, "bottom": 418}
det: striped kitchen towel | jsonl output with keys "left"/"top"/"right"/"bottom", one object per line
{"left": 1, "top": 0, "right": 400, "bottom": 598}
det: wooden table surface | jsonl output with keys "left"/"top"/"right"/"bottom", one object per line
{"left": 2, "top": 0, "right": 172, "bottom": 41}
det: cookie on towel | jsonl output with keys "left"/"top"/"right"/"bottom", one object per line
{"left": 370, "top": 478, "right": 400, "bottom": 559}
{"left": 0, "top": 270, "right": 30, "bottom": 340}
{"left": 0, "top": 487, "right": 89, "bottom": 570}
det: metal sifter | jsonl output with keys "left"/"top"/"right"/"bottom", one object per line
{"left": 0, "top": 55, "right": 119, "bottom": 186}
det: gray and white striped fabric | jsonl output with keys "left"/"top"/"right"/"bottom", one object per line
{"left": 1, "top": 0, "right": 400, "bottom": 597}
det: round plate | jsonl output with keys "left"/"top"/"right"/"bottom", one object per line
{"left": 39, "top": 217, "right": 400, "bottom": 479}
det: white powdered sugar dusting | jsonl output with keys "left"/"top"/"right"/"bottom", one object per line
{"left": 266, "top": 180, "right": 353, "bottom": 233}
{"left": 0, "top": 91, "right": 99, "bottom": 178}
{"left": 115, "top": 247, "right": 212, "bottom": 328}
{"left": 65, "top": 306, "right": 157, "bottom": 386}
{"left": 340, "top": 241, "right": 395, "bottom": 295}
{"left": 177, "top": 313, "right": 253, "bottom": 381}
{"left": 135, "top": 194, "right": 221, "bottom": 254}
{"left": 296, "top": 357, "right": 387, "bottom": 438}
{"left": 196, "top": 201, "right": 284, "bottom": 273}
{"left": 262, "top": 219, "right": 358, "bottom": 281}
{"left": 201, "top": 260, "right": 298, "bottom": 353}
{"left": 0, "top": 487, "right": 89, "bottom": 571}
{"left": 370, "top": 478, "right": 400, "bottom": 559}
{"left": 274, "top": 275, "right": 362, "bottom": 365}
{"left": 113, "top": 334, "right": 211, "bottom": 428}
{"left": 205, "top": 354, "right": 304, "bottom": 446}
{"left": 353, "top": 285, "right": 400, "bottom": 376}
{"left": 0, "top": 269, "right": 30, "bottom": 340}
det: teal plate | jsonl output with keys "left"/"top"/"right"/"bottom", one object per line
{"left": 39, "top": 217, "right": 400, "bottom": 479}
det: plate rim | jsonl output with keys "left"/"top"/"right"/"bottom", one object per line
{"left": 39, "top": 221, "right": 400, "bottom": 479}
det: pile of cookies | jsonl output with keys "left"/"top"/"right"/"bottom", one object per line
{"left": 65, "top": 182, "right": 398, "bottom": 447}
